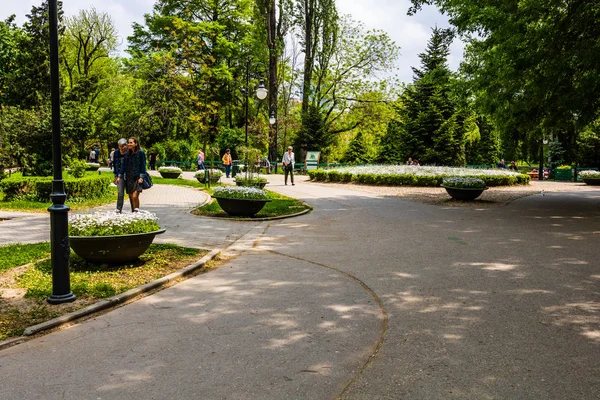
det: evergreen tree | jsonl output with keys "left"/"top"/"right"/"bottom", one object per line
{"left": 384, "top": 27, "right": 466, "bottom": 165}
{"left": 343, "top": 131, "right": 368, "bottom": 164}
{"left": 294, "top": 105, "right": 331, "bottom": 160}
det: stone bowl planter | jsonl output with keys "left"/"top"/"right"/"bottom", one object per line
{"left": 69, "top": 229, "right": 166, "bottom": 264}
{"left": 234, "top": 181, "right": 269, "bottom": 189}
{"left": 442, "top": 186, "right": 488, "bottom": 201}
{"left": 159, "top": 172, "right": 181, "bottom": 179}
{"left": 583, "top": 178, "right": 600, "bottom": 186}
{"left": 212, "top": 196, "right": 272, "bottom": 217}
{"left": 196, "top": 175, "right": 221, "bottom": 184}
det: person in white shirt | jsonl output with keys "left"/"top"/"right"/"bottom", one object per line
{"left": 282, "top": 146, "right": 295, "bottom": 185}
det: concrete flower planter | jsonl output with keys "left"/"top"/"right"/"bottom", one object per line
{"left": 159, "top": 172, "right": 181, "bottom": 179}
{"left": 234, "top": 181, "right": 268, "bottom": 189}
{"left": 69, "top": 229, "right": 166, "bottom": 264}
{"left": 442, "top": 186, "right": 488, "bottom": 201}
{"left": 212, "top": 196, "right": 271, "bottom": 217}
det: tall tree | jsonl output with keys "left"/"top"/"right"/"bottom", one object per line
{"left": 409, "top": 0, "right": 600, "bottom": 163}
{"left": 385, "top": 27, "right": 465, "bottom": 165}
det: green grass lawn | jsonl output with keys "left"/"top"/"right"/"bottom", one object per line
{"left": 192, "top": 188, "right": 311, "bottom": 219}
{"left": 0, "top": 242, "right": 209, "bottom": 340}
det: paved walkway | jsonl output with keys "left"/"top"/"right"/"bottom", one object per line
{"left": 1, "top": 175, "right": 600, "bottom": 399}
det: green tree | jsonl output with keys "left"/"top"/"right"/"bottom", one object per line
{"left": 387, "top": 27, "right": 465, "bottom": 165}
{"left": 409, "top": 0, "right": 600, "bottom": 164}
{"left": 343, "top": 131, "right": 368, "bottom": 164}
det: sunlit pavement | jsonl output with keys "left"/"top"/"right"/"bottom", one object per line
{"left": 1, "top": 174, "right": 599, "bottom": 399}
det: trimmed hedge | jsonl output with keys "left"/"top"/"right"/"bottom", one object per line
{"left": 308, "top": 169, "right": 530, "bottom": 187}
{"left": 0, "top": 173, "right": 113, "bottom": 201}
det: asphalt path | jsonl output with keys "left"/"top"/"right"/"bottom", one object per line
{"left": 1, "top": 174, "right": 599, "bottom": 399}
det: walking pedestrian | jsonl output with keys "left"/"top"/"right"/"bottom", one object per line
{"left": 148, "top": 151, "right": 158, "bottom": 170}
{"left": 118, "top": 137, "right": 147, "bottom": 212}
{"left": 282, "top": 146, "right": 295, "bottom": 185}
{"left": 89, "top": 148, "right": 96, "bottom": 163}
{"left": 112, "top": 139, "right": 128, "bottom": 213}
{"left": 222, "top": 149, "right": 232, "bottom": 178}
{"left": 196, "top": 150, "right": 205, "bottom": 171}
{"left": 108, "top": 147, "right": 115, "bottom": 168}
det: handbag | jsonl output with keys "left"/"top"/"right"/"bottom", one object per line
{"left": 142, "top": 174, "right": 153, "bottom": 189}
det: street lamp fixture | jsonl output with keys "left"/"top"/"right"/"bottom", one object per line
{"left": 269, "top": 111, "right": 276, "bottom": 125}
{"left": 256, "top": 80, "right": 268, "bottom": 100}
{"left": 47, "top": 0, "right": 75, "bottom": 304}
{"left": 244, "top": 58, "right": 268, "bottom": 145}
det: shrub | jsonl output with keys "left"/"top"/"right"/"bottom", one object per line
{"left": 212, "top": 186, "right": 268, "bottom": 200}
{"left": 69, "top": 210, "right": 160, "bottom": 236}
{"left": 69, "top": 159, "right": 87, "bottom": 178}
{"left": 0, "top": 173, "right": 113, "bottom": 202}
{"left": 309, "top": 165, "right": 529, "bottom": 187}
{"left": 442, "top": 177, "right": 487, "bottom": 189}
{"left": 579, "top": 170, "right": 600, "bottom": 179}
{"left": 556, "top": 165, "right": 572, "bottom": 170}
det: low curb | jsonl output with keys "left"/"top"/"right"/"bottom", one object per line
{"left": 192, "top": 206, "right": 311, "bottom": 221}
{"left": 0, "top": 248, "right": 221, "bottom": 351}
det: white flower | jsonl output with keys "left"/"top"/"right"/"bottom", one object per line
{"left": 158, "top": 166, "right": 183, "bottom": 173}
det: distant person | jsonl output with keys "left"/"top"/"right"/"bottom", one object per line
{"left": 254, "top": 155, "right": 261, "bottom": 170}
{"left": 407, "top": 157, "right": 413, "bottom": 165}
{"left": 108, "top": 148, "right": 115, "bottom": 168}
{"left": 196, "top": 150, "right": 205, "bottom": 171}
{"left": 413, "top": 159, "right": 420, "bottom": 166}
{"left": 94, "top": 146, "right": 99, "bottom": 164}
{"left": 148, "top": 151, "right": 158, "bottom": 170}
{"left": 508, "top": 161, "right": 518, "bottom": 171}
{"left": 89, "top": 148, "right": 96, "bottom": 163}
{"left": 261, "top": 155, "right": 271, "bottom": 174}
{"left": 112, "top": 139, "right": 128, "bottom": 213}
{"left": 222, "top": 149, "right": 232, "bottom": 178}
{"left": 282, "top": 146, "right": 295, "bottom": 185}
{"left": 497, "top": 159, "right": 506, "bottom": 169}
{"left": 118, "top": 137, "right": 147, "bottom": 212}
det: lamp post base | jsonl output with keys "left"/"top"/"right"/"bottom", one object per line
{"left": 47, "top": 292, "right": 76, "bottom": 305}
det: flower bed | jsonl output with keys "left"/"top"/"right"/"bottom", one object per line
{"left": 195, "top": 169, "right": 222, "bottom": 183}
{"left": 69, "top": 210, "right": 160, "bottom": 236}
{"left": 158, "top": 166, "right": 182, "bottom": 179}
{"left": 442, "top": 177, "right": 486, "bottom": 189}
{"left": 308, "top": 165, "right": 529, "bottom": 187}
{"left": 579, "top": 170, "right": 600, "bottom": 179}
{"left": 212, "top": 186, "right": 268, "bottom": 200}
{"left": 69, "top": 211, "right": 164, "bottom": 263}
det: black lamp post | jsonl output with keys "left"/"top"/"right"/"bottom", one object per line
{"left": 244, "top": 57, "right": 268, "bottom": 145}
{"left": 47, "top": 0, "right": 75, "bottom": 304}
{"left": 539, "top": 137, "right": 548, "bottom": 181}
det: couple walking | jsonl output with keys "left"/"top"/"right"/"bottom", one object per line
{"left": 112, "top": 137, "right": 147, "bottom": 213}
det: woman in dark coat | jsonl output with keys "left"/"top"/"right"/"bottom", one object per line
{"left": 117, "top": 137, "right": 147, "bottom": 212}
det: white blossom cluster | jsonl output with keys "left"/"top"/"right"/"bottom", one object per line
{"left": 328, "top": 165, "right": 521, "bottom": 178}
{"left": 195, "top": 169, "right": 222, "bottom": 178}
{"left": 442, "top": 177, "right": 487, "bottom": 189}
{"left": 212, "top": 185, "right": 268, "bottom": 200}
{"left": 69, "top": 210, "right": 160, "bottom": 236}
{"left": 158, "top": 166, "right": 183, "bottom": 173}
{"left": 578, "top": 170, "right": 600, "bottom": 178}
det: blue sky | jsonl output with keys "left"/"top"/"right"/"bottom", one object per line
{"left": 1, "top": 0, "right": 464, "bottom": 84}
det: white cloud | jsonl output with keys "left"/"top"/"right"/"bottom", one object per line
{"left": 1, "top": 0, "right": 463, "bottom": 83}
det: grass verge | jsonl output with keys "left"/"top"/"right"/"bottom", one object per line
{"left": 191, "top": 188, "right": 311, "bottom": 219}
{"left": 0, "top": 242, "right": 208, "bottom": 340}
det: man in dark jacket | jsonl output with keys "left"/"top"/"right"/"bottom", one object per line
{"left": 112, "top": 139, "right": 128, "bottom": 213}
